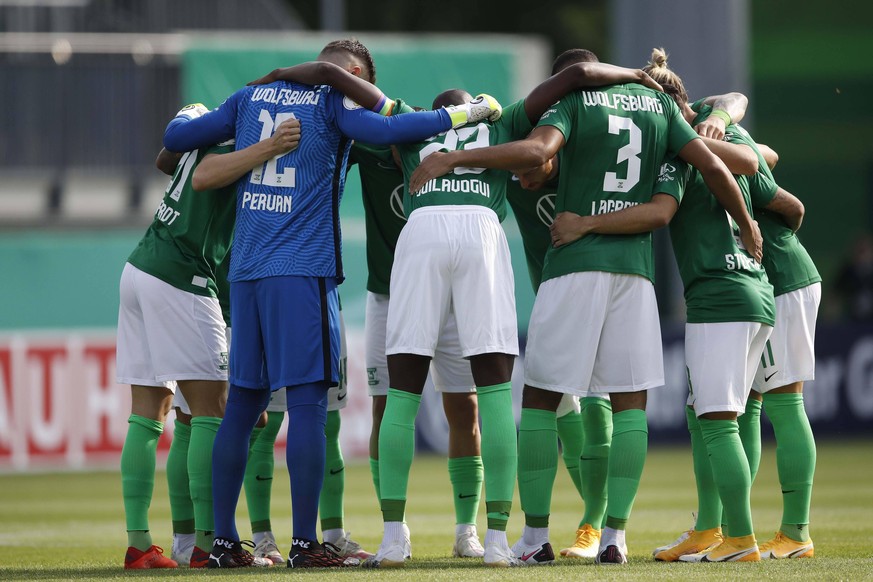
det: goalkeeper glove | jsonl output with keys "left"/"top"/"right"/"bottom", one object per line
{"left": 444, "top": 93, "right": 502, "bottom": 129}
{"left": 174, "top": 103, "right": 210, "bottom": 120}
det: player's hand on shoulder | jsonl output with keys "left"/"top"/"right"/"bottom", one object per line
{"left": 247, "top": 69, "right": 281, "bottom": 86}
{"left": 270, "top": 118, "right": 302, "bottom": 156}
{"left": 636, "top": 70, "right": 663, "bottom": 93}
{"left": 550, "top": 212, "right": 591, "bottom": 247}
{"left": 409, "top": 151, "right": 454, "bottom": 194}
{"left": 444, "top": 94, "right": 502, "bottom": 129}
{"left": 741, "top": 220, "right": 764, "bottom": 263}
{"left": 695, "top": 116, "right": 727, "bottom": 140}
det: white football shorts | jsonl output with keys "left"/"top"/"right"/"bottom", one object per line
{"left": 386, "top": 206, "right": 519, "bottom": 359}
{"left": 752, "top": 283, "right": 821, "bottom": 392}
{"left": 367, "top": 291, "right": 475, "bottom": 397}
{"left": 686, "top": 321, "right": 773, "bottom": 416}
{"left": 117, "top": 263, "right": 228, "bottom": 388}
{"left": 525, "top": 271, "right": 664, "bottom": 396}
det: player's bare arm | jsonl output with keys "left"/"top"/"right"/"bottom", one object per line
{"left": 192, "top": 118, "right": 301, "bottom": 191}
{"left": 764, "top": 187, "right": 805, "bottom": 232}
{"left": 700, "top": 136, "right": 758, "bottom": 175}
{"left": 522, "top": 63, "right": 662, "bottom": 124}
{"left": 678, "top": 138, "right": 763, "bottom": 262}
{"left": 550, "top": 194, "right": 679, "bottom": 247}
{"left": 246, "top": 60, "right": 388, "bottom": 112}
{"left": 758, "top": 143, "right": 779, "bottom": 170}
{"left": 409, "top": 125, "right": 564, "bottom": 193}
{"left": 695, "top": 92, "right": 748, "bottom": 139}
{"left": 155, "top": 148, "right": 183, "bottom": 176}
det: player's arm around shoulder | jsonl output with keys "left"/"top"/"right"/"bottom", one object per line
{"left": 192, "top": 118, "right": 301, "bottom": 192}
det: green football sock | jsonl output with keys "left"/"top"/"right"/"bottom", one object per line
{"left": 244, "top": 410, "right": 283, "bottom": 533}
{"left": 580, "top": 397, "right": 612, "bottom": 529}
{"left": 320, "top": 410, "right": 345, "bottom": 532}
{"left": 556, "top": 410, "right": 584, "bottom": 500}
{"left": 739, "top": 398, "right": 763, "bottom": 483}
{"left": 604, "top": 409, "right": 647, "bottom": 531}
{"left": 166, "top": 419, "right": 195, "bottom": 535}
{"left": 370, "top": 457, "right": 381, "bottom": 501}
{"left": 477, "top": 382, "right": 517, "bottom": 531}
{"left": 121, "top": 414, "right": 163, "bottom": 550}
{"left": 378, "top": 389, "right": 421, "bottom": 522}
{"left": 699, "top": 418, "right": 753, "bottom": 537}
{"left": 189, "top": 416, "right": 221, "bottom": 541}
{"left": 763, "top": 392, "right": 816, "bottom": 542}
{"left": 448, "top": 456, "right": 484, "bottom": 525}
{"left": 686, "top": 406, "right": 722, "bottom": 531}
{"left": 518, "top": 408, "right": 558, "bottom": 528}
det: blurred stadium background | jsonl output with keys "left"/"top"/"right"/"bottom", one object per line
{"left": 0, "top": 0, "right": 871, "bottom": 472}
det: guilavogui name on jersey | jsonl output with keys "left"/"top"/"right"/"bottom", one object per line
{"left": 416, "top": 178, "right": 491, "bottom": 198}
{"left": 581, "top": 91, "right": 664, "bottom": 114}
{"left": 250, "top": 86, "right": 321, "bottom": 106}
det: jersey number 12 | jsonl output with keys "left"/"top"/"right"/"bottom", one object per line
{"left": 251, "top": 110, "right": 296, "bottom": 188}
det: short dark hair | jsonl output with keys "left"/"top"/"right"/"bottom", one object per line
{"left": 320, "top": 38, "right": 376, "bottom": 84}
{"left": 432, "top": 89, "right": 472, "bottom": 110}
{"left": 551, "top": 48, "right": 599, "bottom": 75}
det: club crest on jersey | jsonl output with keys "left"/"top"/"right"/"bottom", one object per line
{"left": 343, "top": 96, "right": 363, "bottom": 111}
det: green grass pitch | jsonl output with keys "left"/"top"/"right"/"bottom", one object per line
{"left": 1, "top": 440, "right": 871, "bottom": 580}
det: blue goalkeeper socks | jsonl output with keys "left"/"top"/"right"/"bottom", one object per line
{"left": 212, "top": 384, "right": 271, "bottom": 542}
{"left": 285, "top": 382, "right": 329, "bottom": 542}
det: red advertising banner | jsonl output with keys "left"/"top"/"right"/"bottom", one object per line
{"left": 0, "top": 330, "right": 374, "bottom": 472}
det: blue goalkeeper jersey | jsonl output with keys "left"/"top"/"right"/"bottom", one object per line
{"left": 164, "top": 81, "right": 453, "bottom": 283}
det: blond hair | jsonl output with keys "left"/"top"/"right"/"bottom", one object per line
{"left": 642, "top": 48, "right": 688, "bottom": 105}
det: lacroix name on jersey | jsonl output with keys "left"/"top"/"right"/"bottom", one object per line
{"left": 251, "top": 86, "right": 321, "bottom": 107}
{"left": 241, "top": 191, "right": 293, "bottom": 213}
{"left": 590, "top": 199, "right": 640, "bottom": 215}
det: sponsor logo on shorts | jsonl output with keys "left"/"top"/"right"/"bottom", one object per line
{"left": 218, "top": 352, "right": 228, "bottom": 371}
{"left": 764, "top": 371, "right": 778, "bottom": 382}
{"left": 367, "top": 368, "right": 379, "bottom": 386}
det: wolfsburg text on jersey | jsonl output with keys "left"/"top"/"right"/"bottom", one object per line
{"left": 416, "top": 177, "right": 491, "bottom": 198}
{"left": 581, "top": 91, "right": 664, "bottom": 114}
{"left": 242, "top": 191, "right": 293, "bottom": 212}
{"left": 250, "top": 86, "right": 321, "bottom": 106}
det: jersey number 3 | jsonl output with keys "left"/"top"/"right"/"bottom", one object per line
{"left": 603, "top": 115, "right": 641, "bottom": 193}
{"left": 251, "top": 110, "right": 296, "bottom": 188}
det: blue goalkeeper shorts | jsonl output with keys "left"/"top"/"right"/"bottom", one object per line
{"left": 229, "top": 275, "right": 339, "bottom": 390}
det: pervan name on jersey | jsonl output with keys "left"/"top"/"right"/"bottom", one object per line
{"left": 417, "top": 178, "right": 491, "bottom": 198}
{"left": 582, "top": 91, "right": 663, "bottom": 114}
{"left": 725, "top": 253, "right": 763, "bottom": 272}
{"left": 251, "top": 87, "right": 320, "bottom": 107}
{"left": 241, "top": 191, "right": 293, "bottom": 213}
{"left": 591, "top": 199, "right": 640, "bottom": 215}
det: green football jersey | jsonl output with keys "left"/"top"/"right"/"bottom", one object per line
{"left": 506, "top": 175, "right": 555, "bottom": 293}
{"left": 538, "top": 84, "right": 699, "bottom": 283}
{"left": 692, "top": 101, "right": 821, "bottom": 296}
{"left": 396, "top": 99, "right": 534, "bottom": 220}
{"left": 348, "top": 141, "right": 405, "bottom": 295}
{"left": 127, "top": 142, "right": 236, "bottom": 309}
{"left": 658, "top": 155, "right": 775, "bottom": 326}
